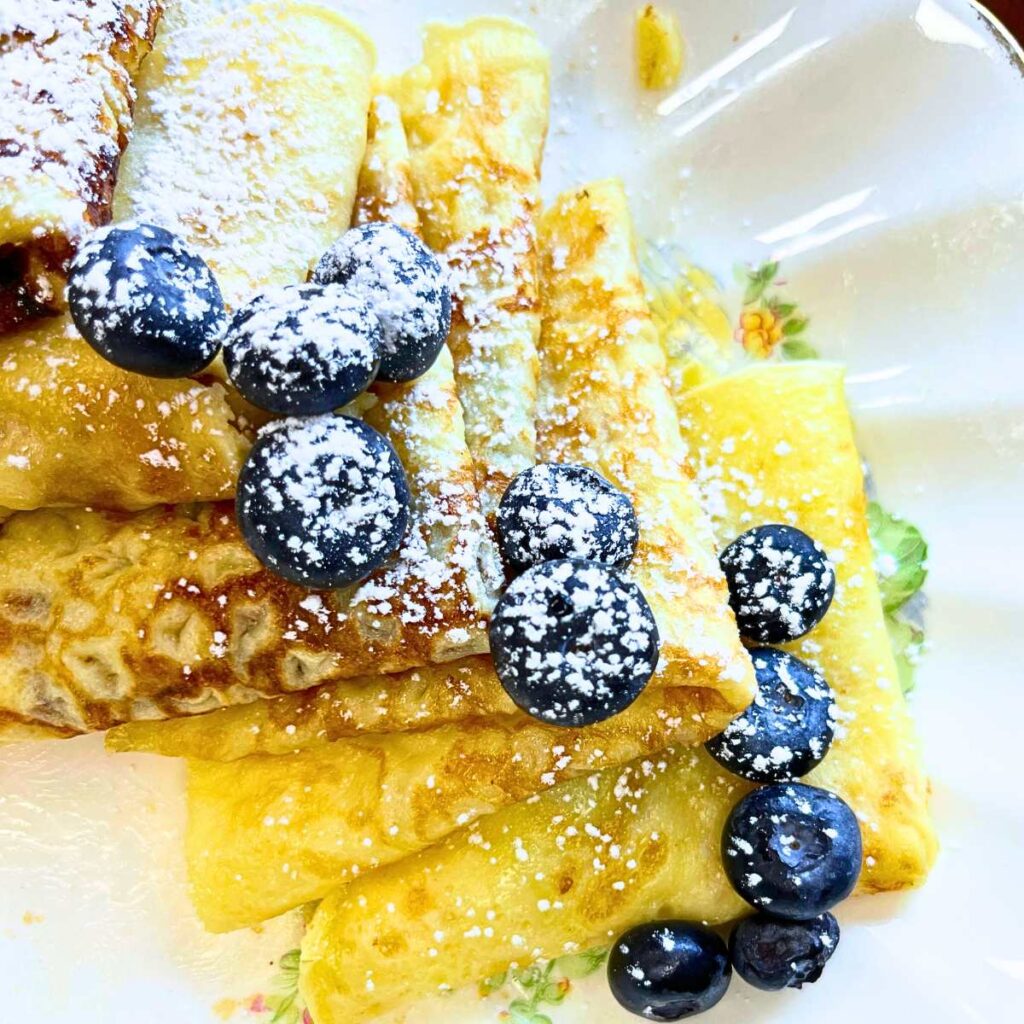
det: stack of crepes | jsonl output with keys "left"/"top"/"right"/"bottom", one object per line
{"left": 0, "top": 4, "right": 936, "bottom": 1023}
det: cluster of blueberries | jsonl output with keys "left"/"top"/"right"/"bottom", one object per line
{"left": 489, "top": 462, "right": 659, "bottom": 727}
{"left": 489, "top": 470, "right": 858, "bottom": 1017}
{"left": 608, "top": 523, "right": 858, "bottom": 1020}
{"left": 67, "top": 219, "right": 452, "bottom": 588}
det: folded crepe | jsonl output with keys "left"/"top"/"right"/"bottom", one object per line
{"left": 0, "top": 0, "right": 163, "bottom": 334}
{"left": 182, "top": 681, "right": 712, "bottom": 932}
{"left": 0, "top": 0, "right": 376, "bottom": 512}
{"left": 0, "top": 46, "right": 499, "bottom": 743}
{"left": 299, "top": 361, "right": 937, "bottom": 1023}
{"left": 0, "top": 346, "right": 493, "bottom": 741}
{"left": 116, "top": 0, "right": 375, "bottom": 306}
{"left": 394, "top": 18, "right": 548, "bottom": 518}
{"left": 0, "top": 316, "right": 249, "bottom": 511}
{"left": 352, "top": 93, "right": 420, "bottom": 236}
{"left": 537, "top": 180, "right": 754, "bottom": 724}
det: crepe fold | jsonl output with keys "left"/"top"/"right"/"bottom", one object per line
{"left": 298, "top": 360, "right": 937, "bottom": 1023}
{"left": 0, "top": 0, "right": 376, "bottom": 512}
{"left": 0, "top": 0, "right": 163, "bottom": 334}
{"left": 0, "top": 316, "right": 249, "bottom": 511}
{"left": 181, "top": 679, "right": 712, "bottom": 932}
{"left": 116, "top": 0, "right": 375, "bottom": 306}
{"left": 394, "top": 18, "right": 549, "bottom": 518}
{"left": 537, "top": 180, "right": 755, "bottom": 725}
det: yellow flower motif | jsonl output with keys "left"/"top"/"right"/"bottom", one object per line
{"left": 739, "top": 307, "right": 784, "bottom": 357}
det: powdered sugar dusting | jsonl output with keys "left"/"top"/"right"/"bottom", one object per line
{"left": 239, "top": 415, "right": 407, "bottom": 586}
{"left": 0, "top": 0, "right": 161, "bottom": 330}
{"left": 490, "top": 559, "right": 660, "bottom": 726}
{"left": 115, "top": 3, "right": 374, "bottom": 305}
{"left": 0, "top": 0, "right": 161, "bottom": 235}
{"left": 224, "top": 283, "right": 380, "bottom": 413}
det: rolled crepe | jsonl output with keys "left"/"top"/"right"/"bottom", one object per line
{"left": 537, "top": 180, "right": 754, "bottom": 729}
{"left": 299, "top": 362, "right": 937, "bottom": 1023}
{"left": 0, "top": 317, "right": 249, "bottom": 511}
{"left": 115, "top": 0, "right": 375, "bottom": 305}
{"left": 352, "top": 93, "right": 420, "bottom": 235}
{"left": 394, "top": 18, "right": 549, "bottom": 516}
{"left": 0, "top": 1, "right": 376, "bottom": 511}
{"left": 107, "top": 657, "right": 514, "bottom": 759}
{"left": 0, "top": 0, "right": 162, "bottom": 334}
{"left": 184, "top": 683, "right": 710, "bottom": 932}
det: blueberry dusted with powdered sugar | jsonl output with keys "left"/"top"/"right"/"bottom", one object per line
{"left": 729, "top": 912, "right": 840, "bottom": 991}
{"left": 705, "top": 647, "right": 836, "bottom": 783}
{"left": 496, "top": 463, "right": 640, "bottom": 574}
{"left": 237, "top": 415, "right": 410, "bottom": 589}
{"left": 67, "top": 221, "right": 225, "bottom": 377}
{"left": 488, "top": 558, "right": 660, "bottom": 726}
{"left": 223, "top": 283, "right": 382, "bottom": 415}
{"left": 312, "top": 222, "right": 450, "bottom": 383}
{"left": 722, "top": 783, "right": 862, "bottom": 919}
{"left": 608, "top": 920, "right": 731, "bottom": 1020}
{"left": 720, "top": 524, "right": 836, "bottom": 644}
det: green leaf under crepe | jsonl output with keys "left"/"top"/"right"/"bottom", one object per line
{"left": 555, "top": 945, "right": 609, "bottom": 979}
{"left": 782, "top": 338, "right": 820, "bottom": 360}
{"left": 482, "top": 946, "right": 608, "bottom": 1018}
{"left": 867, "top": 501, "right": 929, "bottom": 693}
{"left": 867, "top": 502, "right": 928, "bottom": 613}
{"left": 887, "top": 616, "right": 925, "bottom": 694}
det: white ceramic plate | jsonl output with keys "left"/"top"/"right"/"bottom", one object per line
{"left": 2, "top": 1, "right": 1023, "bottom": 1021}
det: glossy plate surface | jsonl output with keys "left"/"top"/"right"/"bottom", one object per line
{"left": 2, "top": 1, "right": 1022, "bottom": 1021}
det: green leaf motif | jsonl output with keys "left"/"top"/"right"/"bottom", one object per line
{"left": 481, "top": 946, "right": 609, "bottom": 1018}
{"left": 479, "top": 970, "right": 508, "bottom": 996}
{"left": 867, "top": 501, "right": 929, "bottom": 694}
{"left": 278, "top": 948, "right": 301, "bottom": 973}
{"left": 269, "top": 992, "right": 296, "bottom": 1024}
{"left": 782, "top": 316, "right": 808, "bottom": 336}
{"left": 867, "top": 503, "right": 928, "bottom": 613}
{"left": 554, "top": 945, "right": 609, "bottom": 979}
{"left": 741, "top": 260, "right": 779, "bottom": 304}
{"left": 887, "top": 616, "right": 925, "bottom": 694}
{"left": 265, "top": 948, "right": 306, "bottom": 1024}
{"left": 781, "top": 338, "right": 820, "bottom": 360}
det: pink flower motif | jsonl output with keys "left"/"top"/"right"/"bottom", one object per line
{"left": 249, "top": 994, "right": 268, "bottom": 1013}
{"left": 302, "top": 1010, "right": 314, "bottom": 1024}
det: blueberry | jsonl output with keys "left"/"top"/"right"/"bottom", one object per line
{"left": 312, "top": 222, "right": 450, "bottom": 383}
{"left": 496, "top": 463, "right": 639, "bottom": 574}
{"left": 237, "top": 415, "right": 410, "bottom": 589}
{"left": 730, "top": 912, "right": 840, "bottom": 991}
{"left": 722, "top": 783, "right": 862, "bottom": 919}
{"left": 488, "top": 559, "right": 659, "bottom": 726}
{"left": 608, "top": 920, "right": 731, "bottom": 1020}
{"left": 223, "top": 284, "right": 381, "bottom": 415}
{"left": 719, "top": 524, "right": 835, "bottom": 644}
{"left": 68, "top": 221, "right": 224, "bottom": 377}
{"left": 705, "top": 648, "right": 836, "bottom": 783}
